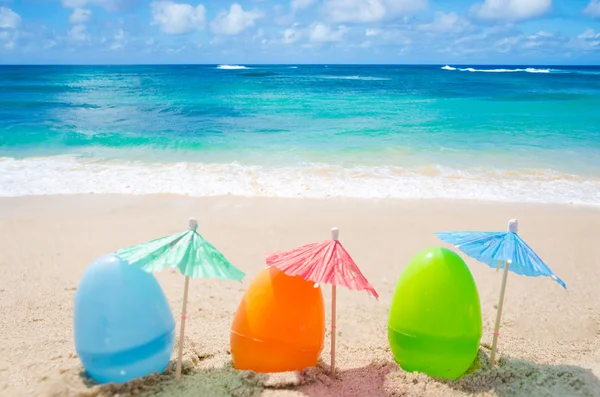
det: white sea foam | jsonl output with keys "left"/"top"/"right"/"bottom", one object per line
{"left": 442, "top": 66, "right": 552, "bottom": 73}
{"left": 460, "top": 67, "right": 551, "bottom": 73}
{"left": 217, "top": 65, "right": 248, "bottom": 70}
{"left": 1, "top": 156, "right": 598, "bottom": 206}
{"left": 317, "top": 75, "right": 391, "bottom": 81}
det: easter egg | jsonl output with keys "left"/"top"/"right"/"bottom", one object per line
{"left": 388, "top": 247, "right": 482, "bottom": 379}
{"left": 74, "top": 254, "right": 175, "bottom": 384}
{"left": 230, "top": 267, "right": 325, "bottom": 373}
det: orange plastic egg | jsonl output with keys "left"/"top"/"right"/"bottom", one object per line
{"left": 230, "top": 267, "right": 325, "bottom": 373}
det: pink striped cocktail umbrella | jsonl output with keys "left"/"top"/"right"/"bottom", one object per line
{"left": 266, "top": 227, "right": 378, "bottom": 375}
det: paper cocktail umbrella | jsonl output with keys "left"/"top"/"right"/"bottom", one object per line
{"left": 266, "top": 227, "right": 378, "bottom": 375}
{"left": 436, "top": 219, "right": 566, "bottom": 364}
{"left": 115, "top": 218, "right": 245, "bottom": 382}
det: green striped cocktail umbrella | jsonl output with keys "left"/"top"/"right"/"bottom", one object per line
{"left": 115, "top": 218, "right": 245, "bottom": 382}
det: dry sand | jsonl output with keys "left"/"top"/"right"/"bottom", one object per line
{"left": 0, "top": 195, "right": 599, "bottom": 397}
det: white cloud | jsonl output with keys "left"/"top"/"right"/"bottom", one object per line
{"left": 528, "top": 30, "right": 552, "bottom": 40}
{"left": 309, "top": 22, "right": 348, "bottom": 42}
{"left": 151, "top": 1, "right": 206, "bottom": 35}
{"left": 584, "top": 0, "right": 600, "bottom": 18}
{"left": 578, "top": 28, "right": 600, "bottom": 40}
{"left": 283, "top": 24, "right": 301, "bottom": 43}
{"left": 109, "top": 28, "right": 127, "bottom": 50}
{"left": 322, "top": 0, "right": 426, "bottom": 23}
{"left": 568, "top": 29, "right": 600, "bottom": 51}
{"left": 493, "top": 35, "right": 519, "bottom": 52}
{"left": 470, "top": 0, "right": 552, "bottom": 21}
{"left": 291, "top": 0, "right": 317, "bottom": 12}
{"left": 365, "top": 28, "right": 381, "bottom": 37}
{"left": 210, "top": 3, "right": 263, "bottom": 36}
{"left": 69, "top": 8, "right": 91, "bottom": 24}
{"left": 0, "top": 29, "right": 18, "bottom": 50}
{"left": 68, "top": 24, "right": 90, "bottom": 42}
{"left": 418, "top": 12, "right": 471, "bottom": 33}
{"left": 0, "top": 6, "right": 20, "bottom": 29}
{"left": 62, "top": 0, "right": 126, "bottom": 11}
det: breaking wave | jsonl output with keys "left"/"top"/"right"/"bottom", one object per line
{"left": 1, "top": 156, "right": 598, "bottom": 206}
{"left": 217, "top": 65, "right": 248, "bottom": 70}
{"left": 442, "top": 66, "right": 551, "bottom": 73}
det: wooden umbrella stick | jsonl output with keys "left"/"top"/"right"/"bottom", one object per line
{"left": 331, "top": 285, "right": 337, "bottom": 376}
{"left": 176, "top": 276, "right": 190, "bottom": 383}
{"left": 330, "top": 227, "right": 339, "bottom": 376}
{"left": 490, "top": 260, "right": 510, "bottom": 365}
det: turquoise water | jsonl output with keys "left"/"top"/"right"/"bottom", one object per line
{"left": 1, "top": 64, "right": 599, "bottom": 204}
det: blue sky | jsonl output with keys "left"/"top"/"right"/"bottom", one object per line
{"left": 1, "top": 0, "right": 600, "bottom": 64}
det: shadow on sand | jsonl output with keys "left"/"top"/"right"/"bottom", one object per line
{"left": 296, "top": 348, "right": 600, "bottom": 397}
{"left": 62, "top": 348, "right": 600, "bottom": 397}
{"left": 436, "top": 349, "right": 600, "bottom": 397}
{"left": 71, "top": 359, "right": 263, "bottom": 397}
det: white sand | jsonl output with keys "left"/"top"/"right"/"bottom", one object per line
{"left": 0, "top": 195, "right": 599, "bottom": 396}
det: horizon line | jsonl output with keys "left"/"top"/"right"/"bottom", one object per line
{"left": 1, "top": 63, "right": 600, "bottom": 67}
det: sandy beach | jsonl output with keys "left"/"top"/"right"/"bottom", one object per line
{"left": 0, "top": 195, "right": 599, "bottom": 397}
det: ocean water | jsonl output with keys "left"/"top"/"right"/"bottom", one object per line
{"left": 1, "top": 64, "right": 599, "bottom": 205}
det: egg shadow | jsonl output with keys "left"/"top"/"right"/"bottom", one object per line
{"left": 435, "top": 349, "right": 600, "bottom": 397}
{"left": 295, "top": 359, "right": 398, "bottom": 397}
{"left": 73, "top": 359, "right": 264, "bottom": 397}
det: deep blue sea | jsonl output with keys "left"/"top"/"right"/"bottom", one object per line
{"left": 1, "top": 64, "right": 599, "bottom": 204}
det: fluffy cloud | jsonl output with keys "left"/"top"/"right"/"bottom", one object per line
{"left": 68, "top": 24, "right": 90, "bottom": 42}
{"left": 109, "top": 28, "right": 127, "bottom": 50}
{"left": 291, "top": 0, "right": 317, "bottom": 12}
{"left": 567, "top": 28, "right": 600, "bottom": 51}
{"left": 418, "top": 12, "right": 471, "bottom": 34}
{"left": 69, "top": 8, "right": 92, "bottom": 24}
{"left": 61, "top": 0, "right": 130, "bottom": 11}
{"left": 322, "top": 0, "right": 426, "bottom": 23}
{"left": 210, "top": 3, "right": 263, "bottom": 36}
{"left": 0, "top": 6, "right": 20, "bottom": 29}
{"left": 578, "top": 28, "right": 600, "bottom": 40}
{"left": 470, "top": 0, "right": 552, "bottom": 21}
{"left": 309, "top": 22, "right": 348, "bottom": 42}
{"left": 584, "top": 0, "right": 600, "bottom": 18}
{"left": 365, "top": 28, "right": 381, "bottom": 37}
{"left": 151, "top": 1, "right": 206, "bottom": 35}
{"left": 0, "top": 30, "right": 18, "bottom": 50}
{"left": 283, "top": 24, "right": 301, "bottom": 44}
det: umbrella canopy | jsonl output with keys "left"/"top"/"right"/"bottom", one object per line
{"left": 266, "top": 233, "right": 379, "bottom": 298}
{"left": 436, "top": 219, "right": 565, "bottom": 289}
{"left": 436, "top": 218, "right": 566, "bottom": 365}
{"left": 115, "top": 218, "right": 245, "bottom": 383}
{"left": 115, "top": 219, "right": 245, "bottom": 281}
{"left": 265, "top": 227, "right": 377, "bottom": 376}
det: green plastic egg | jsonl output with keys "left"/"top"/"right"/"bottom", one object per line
{"left": 388, "top": 247, "right": 482, "bottom": 379}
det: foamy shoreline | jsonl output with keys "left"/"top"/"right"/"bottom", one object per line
{"left": 0, "top": 195, "right": 599, "bottom": 396}
{"left": 1, "top": 156, "right": 599, "bottom": 206}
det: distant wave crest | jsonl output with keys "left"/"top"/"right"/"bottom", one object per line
{"left": 318, "top": 75, "right": 391, "bottom": 81}
{"left": 217, "top": 65, "right": 248, "bottom": 70}
{"left": 442, "top": 66, "right": 551, "bottom": 73}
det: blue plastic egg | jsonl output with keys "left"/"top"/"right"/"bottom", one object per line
{"left": 74, "top": 254, "right": 175, "bottom": 384}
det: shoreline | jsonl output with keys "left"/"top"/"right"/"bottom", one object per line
{"left": 1, "top": 193, "right": 600, "bottom": 210}
{"left": 2, "top": 156, "right": 599, "bottom": 205}
{"left": 1, "top": 195, "right": 599, "bottom": 396}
